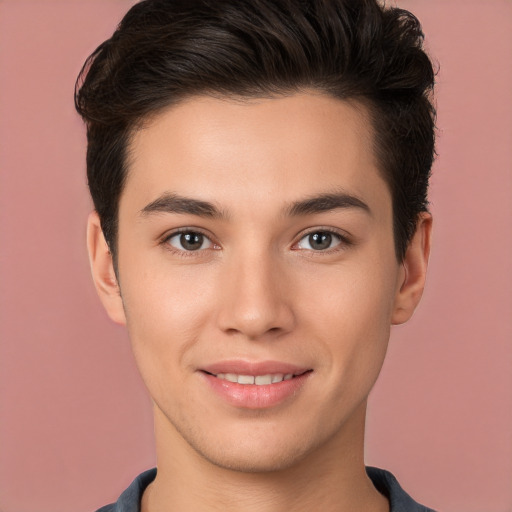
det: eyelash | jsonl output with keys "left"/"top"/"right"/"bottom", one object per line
{"left": 161, "top": 227, "right": 352, "bottom": 257}
{"left": 292, "top": 227, "right": 352, "bottom": 254}
{"left": 161, "top": 228, "right": 219, "bottom": 258}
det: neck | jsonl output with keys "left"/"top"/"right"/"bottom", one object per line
{"left": 142, "top": 402, "right": 388, "bottom": 512}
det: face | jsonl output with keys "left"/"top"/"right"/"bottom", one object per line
{"left": 89, "top": 92, "right": 429, "bottom": 473}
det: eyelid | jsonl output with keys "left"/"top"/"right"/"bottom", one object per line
{"left": 292, "top": 227, "right": 353, "bottom": 251}
{"left": 161, "top": 227, "right": 220, "bottom": 254}
{"left": 159, "top": 226, "right": 352, "bottom": 255}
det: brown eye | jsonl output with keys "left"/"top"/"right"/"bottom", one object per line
{"left": 167, "top": 231, "right": 212, "bottom": 251}
{"left": 297, "top": 231, "right": 341, "bottom": 251}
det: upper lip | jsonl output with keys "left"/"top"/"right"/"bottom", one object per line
{"left": 200, "top": 360, "right": 311, "bottom": 376}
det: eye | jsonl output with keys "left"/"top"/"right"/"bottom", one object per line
{"left": 166, "top": 231, "right": 213, "bottom": 251}
{"left": 296, "top": 231, "right": 343, "bottom": 251}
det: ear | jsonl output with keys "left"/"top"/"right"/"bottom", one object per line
{"left": 86, "top": 211, "right": 127, "bottom": 325}
{"left": 391, "top": 212, "right": 432, "bottom": 325}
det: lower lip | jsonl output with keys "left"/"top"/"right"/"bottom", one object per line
{"left": 202, "top": 372, "right": 311, "bottom": 409}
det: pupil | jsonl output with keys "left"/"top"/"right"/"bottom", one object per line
{"left": 310, "top": 232, "right": 331, "bottom": 250}
{"left": 181, "top": 232, "right": 203, "bottom": 250}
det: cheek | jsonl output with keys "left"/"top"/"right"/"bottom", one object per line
{"left": 299, "top": 255, "right": 399, "bottom": 383}
{"left": 118, "top": 262, "right": 218, "bottom": 388}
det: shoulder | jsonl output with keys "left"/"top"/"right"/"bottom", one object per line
{"left": 94, "top": 468, "right": 157, "bottom": 512}
{"left": 366, "top": 466, "right": 437, "bottom": 512}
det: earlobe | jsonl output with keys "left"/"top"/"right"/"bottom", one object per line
{"left": 391, "top": 212, "right": 432, "bottom": 325}
{"left": 86, "top": 211, "right": 127, "bottom": 325}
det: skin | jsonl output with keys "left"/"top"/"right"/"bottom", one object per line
{"left": 88, "top": 92, "right": 431, "bottom": 512}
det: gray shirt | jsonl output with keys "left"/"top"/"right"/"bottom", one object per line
{"left": 96, "top": 466, "right": 437, "bottom": 512}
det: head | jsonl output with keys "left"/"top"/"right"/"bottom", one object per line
{"left": 75, "top": 0, "right": 436, "bottom": 267}
{"left": 77, "top": 0, "right": 435, "bottom": 475}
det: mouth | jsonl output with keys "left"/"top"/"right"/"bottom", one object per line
{"left": 199, "top": 362, "right": 313, "bottom": 409}
{"left": 203, "top": 370, "right": 310, "bottom": 385}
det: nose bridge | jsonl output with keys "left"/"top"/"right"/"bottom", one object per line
{"left": 217, "top": 242, "right": 294, "bottom": 339}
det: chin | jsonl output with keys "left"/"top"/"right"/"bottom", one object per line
{"left": 178, "top": 418, "right": 328, "bottom": 474}
{"left": 193, "top": 440, "right": 311, "bottom": 474}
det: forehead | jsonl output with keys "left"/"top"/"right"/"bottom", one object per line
{"left": 122, "top": 92, "right": 388, "bottom": 215}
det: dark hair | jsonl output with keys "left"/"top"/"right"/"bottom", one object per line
{"left": 75, "top": 0, "right": 436, "bottom": 262}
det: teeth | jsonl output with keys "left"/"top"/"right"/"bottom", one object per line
{"left": 238, "top": 375, "right": 255, "bottom": 385}
{"left": 255, "top": 375, "right": 272, "bottom": 385}
{"left": 215, "top": 373, "right": 293, "bottom": 385}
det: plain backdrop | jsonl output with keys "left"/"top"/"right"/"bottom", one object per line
{"left": 1, "top": 1, "right": 511, "bottom": 511}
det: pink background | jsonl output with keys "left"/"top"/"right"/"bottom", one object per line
{"left": 1, "top": 1, "right": 511, "bottom": 511}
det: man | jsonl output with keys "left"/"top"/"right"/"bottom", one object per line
{"left": 75, "top": 0, "right": 436, "bottom": 510}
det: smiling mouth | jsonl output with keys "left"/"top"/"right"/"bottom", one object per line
{"left": 201, "top": 367, "right": 312, "bottom": 408}
{"left": 204, "top": 370, "right": 311, "bottom": 385}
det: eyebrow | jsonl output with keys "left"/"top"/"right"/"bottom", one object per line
{"left": 139, "top": 191, "right": 371, "bottom": 219}
{"left": 139, "top": 193, "right": 226, "bottom": 218}
{"left": 285, "top": 192, "right": 371, "bottom": 217}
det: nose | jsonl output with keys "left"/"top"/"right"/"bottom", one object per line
{"left": 216, "top": 249, "right": 296, "bottom": 340}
